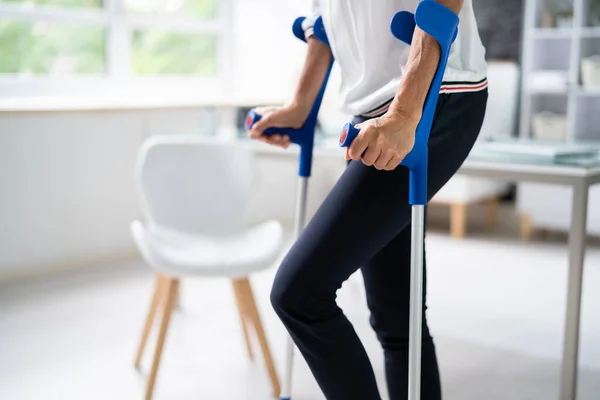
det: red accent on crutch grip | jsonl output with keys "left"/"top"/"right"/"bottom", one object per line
{"left": 245, "top": 114, "right": 255, "bottom": 130}
{"left": 339, "top": 127, "right": 348, "bottom": 146}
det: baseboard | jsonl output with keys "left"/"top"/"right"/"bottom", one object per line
{"left": 0, "top": 247, "right": 141, "bottom": 285}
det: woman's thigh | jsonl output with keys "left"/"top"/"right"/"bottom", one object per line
{"left": 360, "top": 89, "right": 489, "bottom": 331}
{"left": 271, "top": 159, "right": 413, "bottom": 313}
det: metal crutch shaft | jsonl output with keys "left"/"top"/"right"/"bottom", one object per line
{"left": 280, "top": 177, "right": 309, "bottom": 399}
{"left": 409, "top": 204, "right": 425, "bottom": 400}
{"left": 245, "top": 16, "right": 334, "bottom": 400}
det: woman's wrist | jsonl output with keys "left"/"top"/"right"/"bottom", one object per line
{"left": 286, "top": 99, "right": 312, "bottom": 126}
{"left": 385, "top": 101, "right": 422, "bottom": 132}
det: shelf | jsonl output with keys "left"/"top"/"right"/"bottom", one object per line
{"left": 580, "top": 27, "right": 600, "bottom": 38}
{"left": 528, "top": 87, "right": 600, "bottom": 96}
{"left": 530, "top": 27, "right": 600, "bottom": 39}
{"left": 529, "top": 88, "right": 569, "bottom": 95}
{"left": 576, "top": 87, "right": 600, "bottom": 96}
{"left": 531, "top": 28, "right": 573, "bottom": 39}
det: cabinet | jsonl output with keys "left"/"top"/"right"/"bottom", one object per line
{"left": 517, "top": 0, "right": 600, "bottom": 236}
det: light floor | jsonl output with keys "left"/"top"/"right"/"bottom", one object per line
{"left": 1, "top": 210, "right": 600, "bottom": 400}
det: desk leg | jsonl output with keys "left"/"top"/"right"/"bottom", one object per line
{"left": 560, "top": 180, "right": 589, "bottom": 400}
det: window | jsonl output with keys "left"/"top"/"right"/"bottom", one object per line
{"left": 0, "top": 20, "right": 106, "bottom": 75}
{"left": 0, "top": 0, "right": 231, "bottom": 97}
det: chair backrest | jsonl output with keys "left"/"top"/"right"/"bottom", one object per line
{"left": 135, "top": 135, "right": 256, "bottom": 236}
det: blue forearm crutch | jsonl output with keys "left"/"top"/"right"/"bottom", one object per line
{"left": 245, "top": 16, "right": 334, "bottom": 400}
{"left": 339, "top": 2, "right": 459, "bottom": 400}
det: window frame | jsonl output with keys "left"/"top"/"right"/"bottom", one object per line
{"left": 0, "top": 0, "right": 233, "bottom": 98}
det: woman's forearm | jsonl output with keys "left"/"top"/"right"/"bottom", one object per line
{"left": 290, "top": 36, "right": 333, "bottom": 120}
{"left": 388, "top": 0, "right": 464, "bottom": 123}
{"left": 291, "top": 36, "right": 331, "bottom": 119}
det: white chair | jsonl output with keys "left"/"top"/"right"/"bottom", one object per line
{"left": 131, "top": 135, "right": 283, "bottom": 400}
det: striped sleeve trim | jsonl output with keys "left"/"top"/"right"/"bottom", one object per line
{"left": 359, "top": 78, "right": 488, "bottom": 118}
{"left": 360, "top": 98, "right": 394, "bottom": 118}
{"left": 439, "top": 78, "right": 488, "bottom": 93}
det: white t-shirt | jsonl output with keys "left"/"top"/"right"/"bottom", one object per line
{"left": 302, "top": 0, "right": 488, "bottom": 116}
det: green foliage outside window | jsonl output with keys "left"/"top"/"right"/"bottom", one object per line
{"left": 0, "top": 20, "right": 105, "bottom": 75}
{"left": 0, "top": 0, "right": 218, "bottom": 76}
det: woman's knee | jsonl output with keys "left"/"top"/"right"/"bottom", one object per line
{"left": 270, "top": 257, "right": 338, "bottom": 322}
{"left": 269, "top": 256, "right": 306, "bottom": 317}
{"left": 269, "top": 275, "right": 296, "bottom": 317}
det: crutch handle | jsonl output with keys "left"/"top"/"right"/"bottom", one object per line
{"left": 244, "top": 110, "right": 303, "bottom": 142}
{"left": 245, "top": 16, "right": 333, "bottom": 178}
{"left": 339, "top": 0, "right": 459, "bottom": 205}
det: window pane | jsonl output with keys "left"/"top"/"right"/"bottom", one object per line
{"left": 0, "top": 0, "right": 102, "bottom": 8}
{"left": 0, "top": 20, "right": 105, "bottom": 75}
{"left": 126, "top": 0, "right": 217, "bottom": 19}
{"left": 132, "top": 30, "right": 216, "bottom": 75}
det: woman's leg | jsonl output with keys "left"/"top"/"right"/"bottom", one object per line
{"left": 270, "top": 90, "right": 488, "bottom": 399}
{"left": 362, "top": 89, "right": 489, "bottom": 400}
{"left": 271, "top": 159, "right": 414, "bottom": 399}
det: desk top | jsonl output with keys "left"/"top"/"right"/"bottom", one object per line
{"left": 463, "top": 139, "right": 600, "bottom": 181}
{"left": 241, "top": 135, "right": 600, "bottom": 181}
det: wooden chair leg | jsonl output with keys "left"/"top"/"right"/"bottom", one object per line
{"left": 232, "top": 280, "right": 254, "bottom": 360}
{"left": 485, "top": 197, "right": 499, "bottom": 230}
{"left": 145, "top": 278, "right": 179, "bottom": 400}
{"left": 450, "top": 203, "right": 468, "bottom": 238}
{"left": 521, "top": 214, "right": 533, "bottom": 241}
{"left": 135, "top": 275, "right": 165, "bottom": 369}
{"left": 236, "top": 278, "right": 281, "bottom": 398}
{"left": 173, "top": 281, "right": 181, "bottom": 311}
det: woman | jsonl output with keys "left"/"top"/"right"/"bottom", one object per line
{"left": 247, "top": 0, "right": 488, "bottom": 398}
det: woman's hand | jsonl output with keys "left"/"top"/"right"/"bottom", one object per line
{"left": 346, "top": 110, "right": 421, "bottom": 170}
{"left": 246, "top": 104, "right": 309, "bottom": 149}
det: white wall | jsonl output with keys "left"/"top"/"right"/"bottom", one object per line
{"left": 0, "top": 110, "right": 197, "bottom": 276}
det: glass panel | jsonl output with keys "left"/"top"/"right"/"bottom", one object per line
{"left": 126, "top": 0, "right": 217, "bottom": 19}
{"left": 131, "top": 30, "right": 216, "bottom": 75}
{"left": 0, "top": 20, "right": 105, "bottom": 75}
{"left": 0, "top": 0, "right": 102, "bottom": 8}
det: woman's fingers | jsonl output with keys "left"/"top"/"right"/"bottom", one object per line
{"left": 247, "top": 107, "right": 280, "bottom": 138}
{"left": 361, "top": 142, "right": 382, "bottom": 166}
{"left": 261, "top": 133, "right": 291, "bottom": 148}
{"left": 250, "top": 115, "right": 272, "bottom": 137}
{"left": 374, "top": 151, "right": 394, "bottom": 170}
{"left": 348, "top": 126, "right": 370, "bottom": 161}
{"left": 384, "top": 155, "right": 403, "bottom": 171}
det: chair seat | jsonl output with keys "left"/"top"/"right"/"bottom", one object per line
{"left": 131, "top": 220, "right": 284, "bottom": 278}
